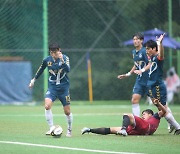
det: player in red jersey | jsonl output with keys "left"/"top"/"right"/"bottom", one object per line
{"left": 81, "top": 99, "right": 166, "bottom": 136}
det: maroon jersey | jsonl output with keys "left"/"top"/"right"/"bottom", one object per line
{"left": 146, "top": 113, "right": 160, "bottom": 135}
{"left": 127, "top": 113, "right": 160, "bottom": 135}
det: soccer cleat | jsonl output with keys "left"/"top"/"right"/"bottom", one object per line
{"left": 117, "top": 129, "right": 128, "bottom": 136}
{"left": 174, "top": 129, "right": 180, "bottom": 135}
{"left": 46, "top": 130, "right": 51, "bottom": 135}
{"left": 81, "top": 127, "right": 91, "bottom": 135}
{"left": 66, "top": 129, "right": 72, "bottom": 137}
{"left": 169, "top": 125, "right": 175, "bottom": 133}
{"left": 45, "top": 125, "right": 56, "bottom": 135}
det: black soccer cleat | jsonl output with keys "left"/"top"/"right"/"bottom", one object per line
{"left": 169, "top": 125, "right": 175, "bottom": 133}
{"left": 174, "top": 129, "right": 180, "bottom": 135}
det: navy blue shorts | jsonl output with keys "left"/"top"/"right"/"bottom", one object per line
{"left": 132, "top": 81, "right": 147, "bottom": 97}
{"left": 45, "top": 86, "right": 70, "bottom": 106}
{"left": 147, "top": 82, "right": 167, "bottom": 106}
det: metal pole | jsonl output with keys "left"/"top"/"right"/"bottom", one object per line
{"left": 87, "top": 52, "right": 93, "bottom": 102}
{"left": 43, "top": 0, "right": 48, "bottom": 96}
{"left": 168, "top": 0, "right": 172, "bottom": 68}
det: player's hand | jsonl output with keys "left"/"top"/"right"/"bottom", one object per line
{"left": 29, "top": 78, "right": 35, "bottom": 89}
{"left": 117, "top": 74, "right": 127, "bottom": 79}
{"left": 152, "top": 99, "right": 160, "bottom": 106}
{"left": 156, "top": 33, "right": 165, "bottom": 45}
{"left": 58, "top": 52, "right": 63, "bottom": 59}
{"left": 58, "top": 52, "right": 64, "bottom": 64}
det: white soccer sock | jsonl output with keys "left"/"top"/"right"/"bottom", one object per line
{"left": 164, "top": 112, "right": 180, "bottom": 130}
{"left": 166, "top": 107, "right": 172, "bottom": 129}
{"left": 166, "top": 106, "right": 172, "bottom": 113}
{"left": 66, "top": 113, "right": 73, "bottom": 130}
{"left": 45, "top": 109, "right": 53, "bottom": 128}
{"left": 132, "top": 104, "right": 140, "bottom": 117}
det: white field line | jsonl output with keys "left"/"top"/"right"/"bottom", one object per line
{"left": 0, "top": 140, "right": 145, "bottom": 154}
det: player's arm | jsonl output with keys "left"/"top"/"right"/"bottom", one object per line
{"left": 134, "top": 53, "right": 152, "bottom": 75}
{"left": 58, "top": 52, "right": 70, "bottom": 73}
{"left": 134, "top": 61, "right": 151, "bottom": 75}
{"left": 117, "top": 65, "right": 135, "bottom": 79}
{"left": 29, "top": 59, "right": 47, "bottom": 89}
{"left": 61, "top": 56, "right": 70, "bottom": 73}
{"left": 152, "top": 99, "right": 166, "bottom": 117}
{"left": 157, "top": 33, "right": 165, "bottom": 60}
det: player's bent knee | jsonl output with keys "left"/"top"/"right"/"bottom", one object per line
{"left": 123, "top": 113, "right": 133, "bottom": 118}
{"left": 64, "top": 110, "right": 70, "bottom": 115}
{"left": 131, "top": 94, "right": 141, "bottom": 104}
{"left": 44, "top": 103, "right": 52, "bottom": 110}
{"left": 44, "top": 98, "right": 52, "bottom": 110}
{"left": 131, "top": 98, "right": 139, "bottom": 104}
{"left": 45, "top": 104, "right": 51, "bottom": 110}
{"left": 64, "top": 106, "right": 70, "bottom": 115}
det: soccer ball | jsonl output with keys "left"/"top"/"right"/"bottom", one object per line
{"left": 51, "top": 125, "right": 63, "bottom": 137}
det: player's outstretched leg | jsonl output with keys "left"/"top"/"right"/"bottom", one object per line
{"left": 81, "top": 127, "right": 111, "bottom": 135}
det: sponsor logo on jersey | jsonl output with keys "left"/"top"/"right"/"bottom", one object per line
{"left": 48, "top": 61, "right": 52, "bottom": 66}
{"left": 139, "top": 53, "right": 142, "bottom": 58}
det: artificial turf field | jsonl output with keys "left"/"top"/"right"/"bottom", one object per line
{"left": 0, "top": 101, "right": 179, "bottom": 154}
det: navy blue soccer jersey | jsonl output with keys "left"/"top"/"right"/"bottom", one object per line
{"left": 132, "top": 47, "right": 150, "bottom": 86}
{"left": 34, "top": 54, "right": 70, "bottom": 89}
{"left": 147, "top": 54, "right": 164, "bottom": 87}
{"left": 147, "top": 54, "right": 167, "bottom": 105}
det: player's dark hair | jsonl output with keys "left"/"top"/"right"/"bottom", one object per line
{"left": 142, "top": 109, "right": 154, "bottom": 115}
{"left": 133, "top": 32, "right": 144, "bottom": 40}
{"left": 145, "top": 40, "right": 158, "bottom": 51}
{"left": 49, "top": 42, "right": 60, "bottom": 51}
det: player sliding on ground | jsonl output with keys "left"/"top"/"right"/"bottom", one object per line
{"left": 81, "top": 99, "right": 166, "bottom": 136}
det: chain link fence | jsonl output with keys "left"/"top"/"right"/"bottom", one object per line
{"left": 0, "top": 0, "right": 180, "bottom": 102}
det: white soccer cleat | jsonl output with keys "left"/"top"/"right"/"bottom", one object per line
{"left": 45, "top": 125, "right": 56, "bottom": 135}
{"left": 117, "top": 129, "right": 128, "bottom": 136}
{"left": 81, "top": 127, "right": 90, "bottom": 135}
{"left": 46, "top": 130, "right": 51, "bottom": 135}
{"left": 66, "top": 129, "right": 72, "bottom": 137}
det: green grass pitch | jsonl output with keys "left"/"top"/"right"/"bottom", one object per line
{"left": 0, "top": 101, "right": 179, "bottom": 154}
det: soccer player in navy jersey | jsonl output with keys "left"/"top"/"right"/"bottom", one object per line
{"left": 118, "top": 33, "right": 151, "bottom": 117}
{"left": 29, "top": 43, "right": 73, "bottom": 137}
{"left": 145, "top": 34, "right": 180, "bottom": 135}
{"left": 81, "top": 99, "right": 165, "bottom": 136}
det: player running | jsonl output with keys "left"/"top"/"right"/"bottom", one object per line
{"left": 81, "top": 99, "right": 165, "bottom": 136}
{"left": 29, "top": 42, "right": 73, "bottom": 137}
{"left": 144, "top": 34, "right": 180, "bottom": 135}
{"left": 118, "top": 33, "right": 151, "bottom": 117}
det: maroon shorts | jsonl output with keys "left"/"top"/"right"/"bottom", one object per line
{"left": 126, "top": 116, "right": 149, "bottom": 135}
